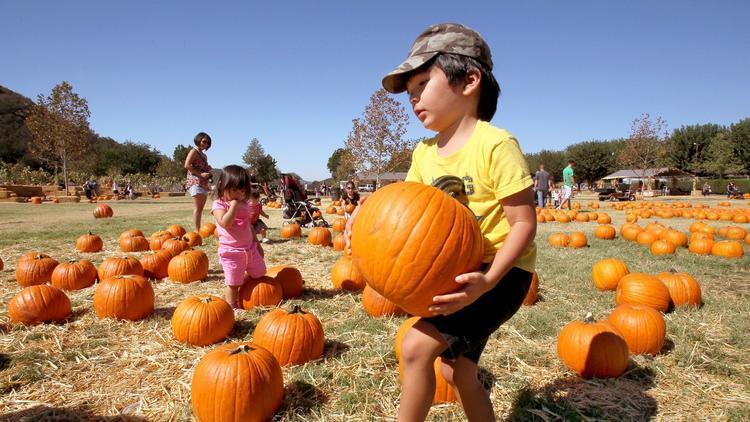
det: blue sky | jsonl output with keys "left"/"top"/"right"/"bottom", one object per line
{"left": 3, "top": 1, "right": 749, "bottom": 181}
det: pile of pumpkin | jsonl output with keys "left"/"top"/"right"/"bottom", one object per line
{"left": 557, "top": 257, "right": 702, "bottom": 378}
{"left": 536, "top": 208, "right": 612, "bottom": 225}
{"left": 280, "top": 215, "right": 350, "bottom": 252}
{"left": 619, "top": 220, "right": 746, "bottom": 258}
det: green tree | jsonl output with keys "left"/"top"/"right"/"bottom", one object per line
{"left": 106, "top": 141, "right": 161, "bottom": 175}
{"left": 0, "top": 86, "right": 34, "bottom": 164}
{"left": 26, "top": 81, "right": 91, "bottom": 194}
{"left": 173, "top": 144, "right": 191, "bottom": 164}
{"left": 327, "top": 148, "right": 347, "bottom": 177}
{"left": 345, "top": 89, "right": 411, "bottom": 187}
{"left": 565, "top": 140, "right": 626, "bottom": 185}
{"left": 729, "top": 118, "right": 750, "bottom": 174}
{"left": 664, "top": 123, "right": 725, "bottom": 173}
{"left": 242, "top": 138, "right": 278, "bottom": 182}
{"left": 700, "top": 132, "right": 745, "bottom": 177}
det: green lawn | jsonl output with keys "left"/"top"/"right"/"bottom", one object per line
{"left": 0, "top": 195, "right": 748, "bottom": 421}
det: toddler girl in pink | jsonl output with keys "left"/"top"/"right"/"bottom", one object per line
{"left": 211, "top": 165, "right": 266, "bottom": 308}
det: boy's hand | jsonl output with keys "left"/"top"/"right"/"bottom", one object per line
{"left": 428, "top": 272, "right": 493, "bottom": 316}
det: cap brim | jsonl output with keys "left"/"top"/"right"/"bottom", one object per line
{"left": 381, "top": 52, "right": 439, "bottom": 93}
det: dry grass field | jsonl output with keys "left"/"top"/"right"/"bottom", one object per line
{"left": 0, "top": 194, "right": 749, "bottom": 421}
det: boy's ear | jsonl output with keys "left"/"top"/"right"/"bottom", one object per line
{"left": 462, "top": 69, "right": 482, "bottom": 96}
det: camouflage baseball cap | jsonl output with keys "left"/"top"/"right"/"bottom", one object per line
{"left": 382, "top": 23, "right": 493, "bottom": 94}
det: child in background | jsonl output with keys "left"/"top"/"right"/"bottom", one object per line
{"left": 211, "top": 165, "right": 266, "bottom": 309}
{"left": 552, "top": 188, "right": 560, "bottom": 208}
{"left": 248, "top": 188, "right": 270, "bottom": 243}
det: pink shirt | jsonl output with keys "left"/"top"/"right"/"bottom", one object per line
{"left": 211, "top": 199, "right": 256, "bottom": 251}
{"left": 248, "top": 202, "right": 262, "bottom": 223}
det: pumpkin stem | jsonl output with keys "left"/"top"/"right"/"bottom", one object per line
{"left": 229, "top": 344, "right": 254, "bottom": 355}
{"left": 288, "top": 304, "right": 305, "bottom": 314}
{"left": 583, "top": 312, "right": 595, "bottom": 323}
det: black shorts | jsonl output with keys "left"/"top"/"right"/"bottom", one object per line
{"left": 424, "top": 266, "right": 532, "bottom": 363}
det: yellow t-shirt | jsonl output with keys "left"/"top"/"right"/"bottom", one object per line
{"left": 405, "top": 120, "right": 536, "bottom": 272}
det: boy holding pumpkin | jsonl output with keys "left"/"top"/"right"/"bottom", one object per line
{"left": 346, "top": 23, "right": 537, "bottom": 421}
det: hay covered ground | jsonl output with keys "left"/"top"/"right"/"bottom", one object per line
{"left": 0, "top": 194, "right": 749, "bottom": 421}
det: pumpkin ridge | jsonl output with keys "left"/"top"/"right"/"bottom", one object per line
{"left": 401, "top": 192, "right": 460, "bottom": 306}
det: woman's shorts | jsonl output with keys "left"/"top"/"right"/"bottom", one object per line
{"left": 424, "top": 266, "right": 532, "bottom": 363}
{"left": 218, "top": 248, "right": 266, "bottom": 286}
{"left": 189, "top": 185, "right": 209, "bottom": 197}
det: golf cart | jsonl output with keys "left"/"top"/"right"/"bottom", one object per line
{"left": 597, "top": 183, "right": 636, "bottom": 201}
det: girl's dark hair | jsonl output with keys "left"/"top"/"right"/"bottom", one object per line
{"left": 213, "top": 165, "right": 251, "bottom": 199}
{"left": 427, "top": 54, "right": 500, "bottom": 121}
{"left": 345, "top": 181, "right": 356, "bottom": 190}
{"left": 249, "top": 186, "right": 261, "bottom": 200}
{"left": 194, "top": 132, "right": 212, "bottom": 150}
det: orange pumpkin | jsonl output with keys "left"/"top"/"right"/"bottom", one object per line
{"left": 556, "top": 313, "right": 629, "bottom": 379}
{"left": 119, "top": 229, "right": 145, "bottom": 240}
{"left": 711, "top": 240, "right": 744, "bottom": 258}
{"left": 167, "top": 249, "right": 209, "bottom": 283}
{"left": 149, "top": 231, "right": 173, "bottom": 251}
{"left": 190, "top": 342, "right": 284, "bottom": 422}
{"left": 93, "top": 274, "right": 154, "bottom": 320}
{"left": 182, "top": 232, "right": 203, "bottom": 247}
{"left": 98, "top": 256, "right": 144, "bottom": 280}
{"left": 8, "top": 284, "right": 71, "bottom": 325}
{"left": 172, "top": 295, "right": 234, "bottom": 346}
{"left": 607, "top": 304, "right": 666, "bottom": 355}
{"left": 93, "top": 204, "right": 113, "bottom": 218}
{"left": 522, "top": 272, "right": 539, "bottom": 306}
{"left": 332, "top": 218, "right": 347, "bottom": 233}
{"left": 280, "top": 222, "right": 302, "bottom": 239}
{"left": 266, "top": 265, "right": 304, "bottom": 299}
{"left": 166, "top": 224, "right": 187, "bottom": 237}
{"left": 655, "top": 271, "right": 702, "bottom": 308}
{"left": 331, "top": 255, "right": 366, "bottom": 291}
{"left": 15, "top": 253, "right": 59, "bottom": 287}
{"left": 597, "top": 214, "right": 612, "bottom": 224}
{"left": 51, "top": 259, "right": 97, "bottom": 291}
{"left": 636, "top": 231, "right": 658, "bottom": 246}
{"left": 591, "top": 258, "right": 629, "bottom": 291}
{"left": 198, "top": 222, "right": 216, "bottom": 238}
{"left": 620, "top": 224, "right": 643, "bottom": 242}
{"left": 252, "top": 305, "right": 325, "bottom": 366}
{"left": 615, "top": 273, "right": 671, "bottom": 312}
{"left": 594, "top": 225, "right": 616, "bottom": 240}
{"left": 119, "top": 234, "right": 150, "bottom": 252}
{"left": 307, "top": 227, "right": 332, "bottom": 246}
{"left": 161, "top": 237, "right": 190, "bottom": 257}
{"left": 76, "top": 232, "right": 103, "bottom": 253}
{"left": 548, "top": 233, "right": 570, "bottom": 247}
{"left": 568, "top": 232, "right": 588, "bottom": 248}
{"left": 239, "top": 275, "right": 283, "bottom": 309}
{"left": 660, "top": 230, "right": 688, "bottom": 247}
{"left": 139, "top": 251, "right": 172, "bottom": 280}
{"left": 332, "top": 233, "right": 346, "bottom": 251}
{"left": 650, "top": 239, "right": 676, "bottom": 255}
{"left": 350, "top": 182, "right": 483, "bottom": 317}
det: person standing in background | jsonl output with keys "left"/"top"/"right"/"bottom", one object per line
{"left": 557, "top": 160, "right": 576, "bottom": 210}
{"left": 533, "top": 164, "right": 553, "bottom": 208}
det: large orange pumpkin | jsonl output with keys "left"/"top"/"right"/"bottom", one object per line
{"left": 362, "top": 285, "right": 407, "bottom": 317}
{"left": 594, "top": 225, "right": 616, "bottom": 240}
{"left": 591, "top": 258, "right": 629, "bottom": 291}
{"left": 252, "top": 305, "right": 325, "bottom": 366}
{"left": 650, "top": 239, "right": 676, "bottom": 255}
{"left": 655, "top": 271, "right": 702, "bottom": 308}
{"left": 548, "top": 233, "right": 570, "bottom": 247}
{"left": 183, "top": 232, "right": 203, "bottom": 247}
{"left": 98, "top": 256, "right": 144, "bottom": 280}
{"left": 350, "top": 182, "right": 484, "bottom": 317}
{"left": 76, "top": 232, "right": 103, "bottom": 253}
{"left": 615, "top": 273, "right": 671, "bottom": 312}
{"left": 15, "top": 253, "right": 59, "bottom": 287}
{"left": 198, "top": 222, "right": 217, "bottom": 238}
{"left": 168, "top": 249, "right": 209, "bottom": 283}
{"left": 266, "top": 265, "right": 304, "bottom": 299}
{"left": 93, "top": 274, "right": 154, "bottom": 320}
{"left": 149, "top": 231, "right": 173, "bottom": 251}
{"left": 172, "top": 295, "right": 234, "bottom": 346}
{"left": 119, "top": 234, "right": 150, "bottom": 252}
{"left": 166, "top": 224, "right": 187, "bottom": 237}
{"left": 51, "top": 259, "right": 97, "bottom": 291}
{"left": 8, "top": 284, "right": 71, "bottom": 325}
{"left": 191, "top": 342, "right": 284, "bottom": 422}
{"left": 556, "top": 313, "right": 629, "bottom": 379}
{"left": 239, "top": 275, "right": 283, "bottom": 309}
{"left": 569, "top": 232, "right": 588, "bottom": 248}
{"left": 161, "top": 237, "right": 190, "bottom": 257}
{"left": 660, "top": 230, "right": 688, "bottom": 247}
{"left": 688, "top": 238, "right": 714, "bottom": 255}
{"left": 331, "top": 255, "right": 366, "bottom": 291}
{"left": 607, "top": 304, "right": 666, "bottom": 355}
{"left": 711, "top": 240, "right": 744, "bottom": 258}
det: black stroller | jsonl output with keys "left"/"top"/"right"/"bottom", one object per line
{"left": 279, "top": 174, "right": 329, "bottom": 227}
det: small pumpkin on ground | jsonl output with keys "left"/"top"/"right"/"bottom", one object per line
{"left": 140, "top": 251, "right": 172, "bottom": 280}
{"left": 607, "top": 304, "right": 666, "bottom": 355}
{"left": 591, "top": 258, "right": 629, "bottom": 291}
{"left": 650, "top": 239, "right": 676, "bottom": 256}
{"left": 615, "top": 273, "right": 671, "bottom": 312}
{"left": 166, "top": 224, "right": 187, "bottom": 238}
{"left": 198, "top": 222, "right": 216, "bottom": 238}
{"left": 98, "top": 256, "right": 144, "bottom": 280}
{"left": 9, "top": 284, "right": 71, "bottom": 325}
{"left": 15, "top": 253, "right": 59, "bottom": 287}
{"left": 594, "top": 225, "right": 616, "bottom": 240}
{"left": 307, "top": 227, "right": 332, "bottom": 246}
{"left": 172, "top": 295, "right": 234, "bottom": 346}
{"left": 167, "top": 249, "right": 209, "bottom": 283}
{"left": 548, "top": 233, "right": 570, "bottom": 247}
{"left": 190, "top": 342, "right": 284, "bottom": 422}
{"left": 252, "top": 305, "right": 325, "bottom": 366}
{"left": 183, "top": 231, "right": 203, "bottom": 247}
{"left": 93, "top": 204, "right": 113, "bottom": 218}
{"left": 557, "top": 312, "right": 629, "bottom": 379}
{"left": 119, "top": 234, "right": 150, "bottom": 252}
{"left": 711, "top": 240, "right": 744, "bottom": 258}
{"left": 280, "top": 222, "right": 302, "bottom": 239}
{"left": 568, "top": 232, "right": 588, "bottom": 248}
{"left": 331, "top": 255, "right": 365, "bottom": 292}
{"left": 76, "top": 232, "right": 103, "bottom": 252}
{"left": 655, "top": 270, "right": 702, "bottom": 308}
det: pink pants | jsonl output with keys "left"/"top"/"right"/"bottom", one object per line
{"left": 218, "top": 247, "right": 266, "bottom": 286}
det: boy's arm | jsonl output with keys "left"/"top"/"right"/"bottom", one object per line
{"left": 429, "top": 187, "right": 537, "bottom": 316}
{"left": 212, "top": 200, "right": 240, "bottom": 229}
